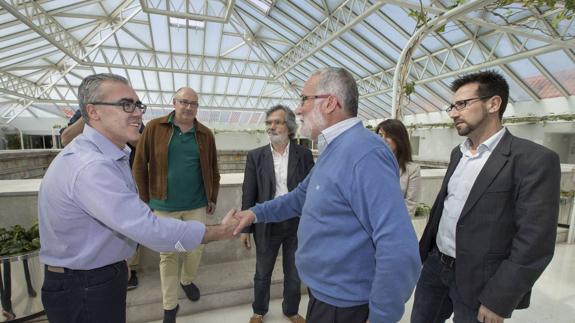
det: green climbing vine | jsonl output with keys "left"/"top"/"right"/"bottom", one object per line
{"left": 407, "top": 113, "right": 575, "bottom": 130}
{"left": 396, "top": 0, "right": 574, "bottom": 118}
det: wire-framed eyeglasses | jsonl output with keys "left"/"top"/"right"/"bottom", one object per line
{"left": 445, "top": 95, "right": 493, "bottom": 113}
{"left": 299, "top": 94, "right": 331, "bottom": 106}
{"left": 89, "top": 100, "right": 147, "bottom": 114}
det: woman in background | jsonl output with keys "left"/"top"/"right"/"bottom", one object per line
{"left": 375, "top": 119, "right": 421, "bottom": 217}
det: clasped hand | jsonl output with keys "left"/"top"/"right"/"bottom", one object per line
{"left": 203, "top": 209, "right": 256, "bottom": 244}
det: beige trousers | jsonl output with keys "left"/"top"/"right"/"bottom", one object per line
{"left": 127, "top": 246, "right": 140, "bottom": 271}
{"left": 154, "top": 207, "right": 206, "bottom": 310}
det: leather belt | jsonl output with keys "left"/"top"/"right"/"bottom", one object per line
{"left": 46, "top": 265, "right": 65, "bottom": 273}
{"left": 45, "top": 261, "right": 125, "bottom": 274}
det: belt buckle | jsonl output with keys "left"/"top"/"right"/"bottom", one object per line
{"left": 440, "top": 253, "right": 455, "bottom": 268}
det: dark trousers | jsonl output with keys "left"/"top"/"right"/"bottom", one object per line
{"left": 253, "top": 221, "right": 300, "bottom": 316}
{"left": 306, "top": 289, "right": 369, "bottom": 323}
{"left": 41, "top": 261, "right": 128, "bottom": 323}
{"left": 411, "top": 249, "right": 480, "bottom": 323}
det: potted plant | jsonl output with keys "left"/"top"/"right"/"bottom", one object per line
{"left": 414, "top": 203, "right": 431, "bottom": 218}
{"left": 0, "top": 222, "right": 40, "bottom": 320}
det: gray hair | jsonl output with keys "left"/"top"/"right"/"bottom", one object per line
{"left": 78, "top": 73, "right": 130, "bottom": 124}
{"left": 266, "top": 104, "right": 298, "bottom": 140}
{"left": 311, "top": 67, "right": 359, "bottom": 117}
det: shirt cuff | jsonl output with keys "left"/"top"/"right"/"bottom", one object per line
{"left": 178, "top": 221, "right": 206, "bottom": 251}
{"left": 250, "top": 206, "right": 261, "bottom": 223}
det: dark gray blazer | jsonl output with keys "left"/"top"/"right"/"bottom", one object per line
{"left": 419, "top": 129, "right": 561, "bottom": 318}
{"left": 241, "top": 142, "right": 314, "bottom": 249}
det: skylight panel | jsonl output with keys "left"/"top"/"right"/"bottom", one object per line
{"left": 246, "top": 0, "right": 272, "bottom": 14}
{"left": 169, "top": 17, "right": 205, "bottom": 29}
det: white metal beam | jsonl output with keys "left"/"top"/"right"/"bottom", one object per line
{"left": 138, "top": 0, "right": 235, "bottom": 23}
{"left": 0, "top": 0, "right": 86, "bottom": 62}
{"left": 3, "top": 2, "right": 142, "bottom": 123}
{"left": 271, "top": 0, "right": 386, "bottom": 79}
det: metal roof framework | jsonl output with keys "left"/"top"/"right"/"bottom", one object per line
{"left": 0, "top": 0, "right": 573, "bottom": 128}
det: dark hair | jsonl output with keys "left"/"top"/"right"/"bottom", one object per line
{"left": 265, "top": 104, "right": 298, "bottom": 140}
{"left": 375, "top": 119, "right": 413, "bottom": 173}
{"left": 78, "top": 73, "right": 129, "bottom": 124}
{"left": 312, "top": 67, "right": 359, "bottom": 117}
{"left": 450, "top": 70, "right": 509, "bottom": 120}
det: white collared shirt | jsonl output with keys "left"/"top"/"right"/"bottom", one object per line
{"left": 317, "top": 117, "right": 362, "bottom": 154}
{"left": 271, "top": 142, "right": 290, "bottom": 198}
{"left": 436, "top": 127, "right": 506, "bottom": 257}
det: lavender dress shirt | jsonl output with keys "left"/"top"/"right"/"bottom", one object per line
{"left": 39, "top": 125, "right": 205, "bottom": 270}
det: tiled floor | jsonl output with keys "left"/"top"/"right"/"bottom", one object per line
{"left": 149, "top": 243, "right": 575, "bottom": 323}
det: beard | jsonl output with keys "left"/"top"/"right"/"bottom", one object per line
{"left": 455, "top": 122, "right": 472, "bottom": 136}
{"left": 268, "top": 133, "right": 289, "bottom": 146}
{"left": 299, "top": 105, "right": 327, "bottom": 139}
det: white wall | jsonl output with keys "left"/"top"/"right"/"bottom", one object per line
{"left": 410, "top": 122, "right": 574, "bottom": 162}
{"left": 214, "top": 131, "right": 270, "bottom": 151}
{"left": 403, "top": 96, "right": 575, "bottom": 162}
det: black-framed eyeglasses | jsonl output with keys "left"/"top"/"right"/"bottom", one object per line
{"left": 175, "top": 99, "right": 199, "bottom": 108}
{"left": 445, "top": 95, "right": 493, "bottom": 113}
{"left": 299, "top": 94, "right": 331, "bottom": 106}
{"left": 89, "top": 100, "right": 147, "bottom": 114}
{"left": 265, "top": 120, "right": 287, "bottom": 127}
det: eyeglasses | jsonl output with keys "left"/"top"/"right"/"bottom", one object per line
{"left": 299, "top": 94, "right": 331, "bottom": 106}
{"left": 175, "top": 99, "right": 199, "bottom": 108}
{"left": 445, "top": 95, "right": 493, "bottom": 113}
{"left": 265, "top": 120, "right": 287, "bottom": 127}
{"left": 89, "top": 100, "right": 147, "bottom": 114}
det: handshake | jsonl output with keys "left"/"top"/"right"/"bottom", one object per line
{"left": 201, "top": 209, "right": 257, "bottom": 244}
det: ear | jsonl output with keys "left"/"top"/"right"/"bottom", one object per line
{"left": 85, "top": 104, "right": 101, "bottom": 122}
{"left": 488, "top": 95, "right": 502, "bottom": 115}
{"left": 322, "top": 95, "right": 339, "bottom": 114}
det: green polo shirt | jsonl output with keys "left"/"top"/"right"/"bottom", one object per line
{"left": 149, "top": 118, "right": 207, "bottom": 211}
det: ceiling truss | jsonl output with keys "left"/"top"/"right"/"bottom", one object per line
{"left": 0, "top": 0, "right": 573, "bottom": 127}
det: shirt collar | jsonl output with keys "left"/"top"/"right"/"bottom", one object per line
{"left": 168, "top": 113, "right": 195, "bottom": 133}
{"left": 317, "top": 117, "right": 361, "bottom": 154}
{"left": 460, "top": 127, "right": 506, "bottom": 156}
{"left": 83, "top": 125, "right": 130, "bottom": 161}
{"left": 270, "top": 141, "right": 290, "bottom": 156}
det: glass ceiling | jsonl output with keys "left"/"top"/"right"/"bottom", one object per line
{"left": 0, "top": 0, "right": 573, "bottom": 130}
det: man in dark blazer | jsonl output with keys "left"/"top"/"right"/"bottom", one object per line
{"left": 411, "top": 71, "right": 560, "bottom": 323}
{"left": 241, "top": 105, "right": 314, "bottom": 323}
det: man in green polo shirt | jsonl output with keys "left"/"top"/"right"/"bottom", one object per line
{"left": 133, "top": 87, "right": 220, "bottom": 323}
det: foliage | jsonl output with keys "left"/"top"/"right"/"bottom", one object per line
{"left": 0, "top": 222, "right": 40, "bottom": 257}
{"left": 415, "top": 203, "right": 431, "bottom": 217}
{"left": 410, "top": 0, "right": 575, "bottom": 37}
{"left": 404, "top": 81, "right": 416, "bottom": 97}
{"left": 488, "top": 0, "right": 575, "bottom": 32}
{"left": 407, "top": 113, "right": 575, "bottom": 130}
{"left": 5, "top": 134, "right": 21, "bottom": 149}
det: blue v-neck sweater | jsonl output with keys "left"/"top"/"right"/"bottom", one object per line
{"left": 252, "top": 123, "right": 421, "bottom": 323}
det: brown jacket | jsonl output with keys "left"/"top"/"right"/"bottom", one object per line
{"left": 132, "top": 111, "right": 220, "bottom": 206}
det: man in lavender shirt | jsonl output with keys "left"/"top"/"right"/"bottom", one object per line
{"left": 38, "top": 73, "right": 238, "bottom": 323}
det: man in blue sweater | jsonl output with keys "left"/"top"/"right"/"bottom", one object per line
{"left": 232, "top": 67, "right": 421, "bottom": 323}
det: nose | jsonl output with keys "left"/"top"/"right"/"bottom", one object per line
{"left": 133, "top": 108, "right": 144, "bottom": 116}
{"left": 448, "top": 108, "right": 459, "bottom": 118}
{"left": 295, "top": 105, "right": 302, "bottom": 115}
